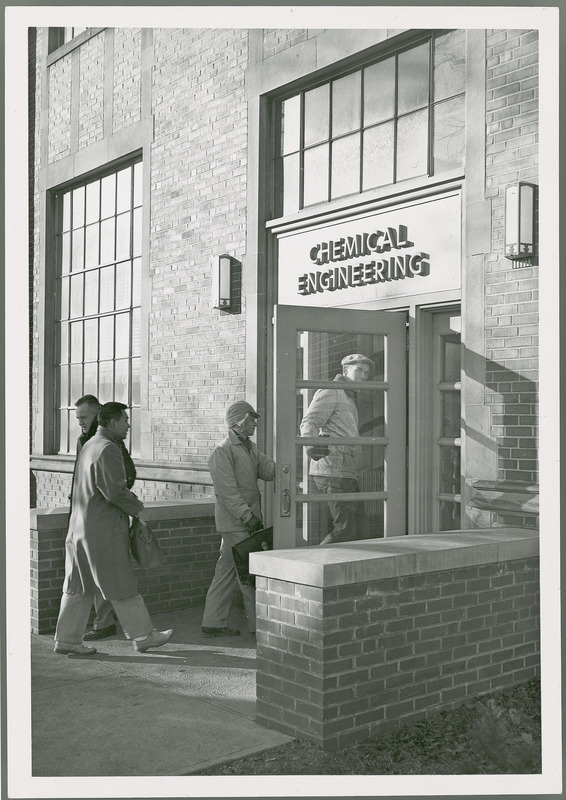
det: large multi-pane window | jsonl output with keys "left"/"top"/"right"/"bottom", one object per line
{"left": 277, "top": 30, "right": 465, "bottom": 215}
{"left": 55, "top": 159, "right": 142, "bottom": 455}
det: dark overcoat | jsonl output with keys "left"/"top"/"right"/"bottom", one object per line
{"left": 63, "top": 429, "right": 144, "bottom": 600}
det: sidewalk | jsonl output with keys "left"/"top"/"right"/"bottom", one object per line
{"left": 31, "top": 605, "right": 293, "bottom": 776}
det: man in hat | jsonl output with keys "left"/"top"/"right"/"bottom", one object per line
{"left": 300, "top": 353, "right": 373, "bottom": 545}
{"left": 202, "top": 400, "right": 275, "bottom": 638}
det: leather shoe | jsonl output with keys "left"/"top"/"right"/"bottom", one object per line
{"left": 54, "top": 642, "right": 97, "bottom": 656}
{"left": 83, "top": 624, "right": 116, "bottom": 641}
{"left": 134, "top": 629, "right": 173, "bottom": 653}
{"left": 202, "top": 626, "right": 241, "bottom": 637}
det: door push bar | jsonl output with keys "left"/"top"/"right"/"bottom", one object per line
{"left": 280, "top": 464, "right": 291, "bottom": 517}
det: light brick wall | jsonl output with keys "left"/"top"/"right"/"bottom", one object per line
{"left": 47, "top": 51, "right": 72, "bottom": 163}
{"left": 78, "top": 31, "right": 105, "bottom": 148}
{"left": 112, "top": 28, "right": 142, "bottom": 132}
{"left": 149, "top": 28, "right": 249, "bottom": 466}
{"left": 256, "top": 556, "right": 540, "bottom": 750}
{"left": 263, "top": 29, "right": 311, "bottom": 59}
{"left": 485, "top": 29, "right": 539, "bottom": 487}
{"left": 31, "top": 502, "right": 219, "bottom": 633}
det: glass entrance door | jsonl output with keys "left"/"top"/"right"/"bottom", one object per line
{"left": 273, "top": 304, "right": 406, "bottom": 549}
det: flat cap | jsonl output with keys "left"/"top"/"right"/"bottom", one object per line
{"left": 226, "top": 400, "right": 260, "bottom": 427}
{"left": 341, "top": 353, "right": 374, "bottom": 369}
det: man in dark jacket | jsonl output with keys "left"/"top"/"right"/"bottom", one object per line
{"left": 202, "top": 401, "right": 275, "bottom": 638}
{"left": 54, "top": 402, "right": 172, "bottom": 656}
{"left": 74, "top": 395, "right": 137, "bottom": 641}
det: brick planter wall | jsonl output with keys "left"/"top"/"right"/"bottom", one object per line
{"left": 251, "top": 529, "right": 539, "bottom": 750}
{"left": 30, "top": 500, "right": 218, "bottom": 634}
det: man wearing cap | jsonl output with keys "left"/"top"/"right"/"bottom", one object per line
{"left": 300, "top": 353, "right": 373, "bottom": 545}
{"left": 202, "top": 400, "right": 275, "bottom": 638}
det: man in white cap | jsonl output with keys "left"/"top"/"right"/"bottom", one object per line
{"left": 300, "top": 353, "right": 373, "bottom": 545}
{"left": 202, "top": 400, "right": 275, "bottom": 637}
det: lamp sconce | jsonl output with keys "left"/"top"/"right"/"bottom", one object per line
{"left": 211, "top": 254, "right": 236, "bottom": 309}
{"left": 504, "top": 182, "right": 536, "bottom": 262}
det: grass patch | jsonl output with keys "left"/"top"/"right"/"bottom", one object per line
{"left": 194, "top": 678, "right": 541, "bottom": 775}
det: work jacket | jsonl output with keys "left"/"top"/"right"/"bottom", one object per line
{"left": 63, "top": 429, "right": 144, "bottom": 600}
{"left": 299, "top": 374, "right": 360, "bottom": 479}
{"left": 208, "top": 429, "right": 275, "bottom": 533}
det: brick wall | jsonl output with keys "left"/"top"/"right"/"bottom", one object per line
{"left": 47, "top": 52, "right": 72, "bottom": 163}
{"left": 485, "top": 29, "right": 539, "bottom": 488}
{"left": 253, "top": 531, "right": 539, "bottom": 750}
{"left": 113, "top": 28, "right": 142, "bottom": 132}
{"left": 78, "top": 31, "right": 105, "bottom": 148}
{"left": 263, "top": 29, "right": 311, "bottom": 59}
{"left": 30, "top": 501, "right": 219, "bottom": 634}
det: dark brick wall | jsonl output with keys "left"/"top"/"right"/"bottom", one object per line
{"left": 256, "top": 557, "right": 540, "bottom": 749}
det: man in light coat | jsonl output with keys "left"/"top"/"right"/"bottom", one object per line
{"left": 54, "top": 402, "right": 172, "bottom": 656}
{"left": 300, "top": 353, "right": 373, "bottom": 545}
{"left": 202, "top": 400, "right": 275, "bottom": 638}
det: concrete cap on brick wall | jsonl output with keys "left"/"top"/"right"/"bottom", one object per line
{"left": 250, "top": 528, "right": 539, "bottom": 588}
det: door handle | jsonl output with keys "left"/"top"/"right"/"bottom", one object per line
{"left": 280, "top": 464, "right": 291, "bottom": 517}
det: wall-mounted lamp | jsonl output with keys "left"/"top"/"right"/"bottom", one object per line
{"left": 211, "top": 254, "right": 233, "bottom": 309}
{"left": 504, "top": 182, "right": 536, "bottom": 261}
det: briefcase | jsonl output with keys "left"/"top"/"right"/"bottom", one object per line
{"left": 232, "top": 527, "right": 273, "bottom": 588}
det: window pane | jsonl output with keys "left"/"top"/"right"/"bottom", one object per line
{"left": 398, "top": 43, "right": 429, "bottom": 114}
{"left": 70, "top": 364, "right": 83, "bottom": 402}
{"left": 304, "top": 84, "right": 329, "bottom": 147}
{"left": 132, "top": 258, "right": 141, "bottom": 306}
{"left": 101, "top": 173, "right": 116, "bottom": 218}
{"left": 131, "top": 357, "right": 140, "bottom": 405}
{"left": 130, "top": 407, "right": 140, "bottom": 457}
{"left": 85, "top": 181, "right": 100, "bottom": 224}
{"left": 61, "top": 232, "right": 71, "bottom": 275}
{"left": 363, "top": 122, "right": 394, "bottom": 190}
{"left": 282, "top": 153, "right": 300, "bottom": 215}
{"left": 433, "top": 95, "right": 465, "bottom": 174}
{"left": 332, "top": 72, "right": 361, "bottom": 137}
{"left": 434, "top": 30, "right": 465, "bottom": 102}
{"left": 99, "top": 315, "right": 114, "bottom": 360}
{"left": 133, "top": 161, "right": 143, "bottom": 207}
{"left": 70, "top": 321, "right": 83, "bottom": 363}
{"left": 439, "top": 499, "right": 460, "bottom": 531}
{"left": 303, "top": 144, "right": 329, "bottom": 207}
{"left": 331, "top": 133, "right": 360, "bottom": 199}
{"left": 396, "top": 109, "right": 428, "bottom": 180}
{"left": 99, "top": 360, "right": 113, "bottom": 402}
{"left": 364, "top": 58, "right": 395, "bottom": 126}
{"left": 282, "top": 95, "right": 301, "bottom": 155}
{"left": 116, "top": 212, "right": 131, "bottom": 261}
{"left": 60, "top": 365, "right": 69, "bottom": 407}
{"left": 84, "top": 269, "right": 99, "bottom": 316}
{"left": 99, "top": 265, "right": 115, "bottom": 313}
{"left": 116, "top": 261, "right": 131, "bottom": 309}
{"left": 85, "top": 223, "right": 99, "bottom": 269}
{"left": 132, "top": 307, "right": 141, "bottom": 356}
{"left": 441, "top": 391, "right": 460, "bottom": 438}
{"left": 83, "top": 361, "right": 97, "bottom": 396}
{"left": 100, "top": 218, "right": 115, "bottom": 264}
{"left": 442, "top": 334, "right": 461, "bottom": 382}
{"left": 116, "top": 167, "right": 131, "bottom": 214}
{"left": 439, "top": 445, "right": 461, "bottom": 494}
{"left": 71, "top": 229, "right": 85, "bottom": 272}
{"left": 60, "top": 277, "right": 70, "bottom": 320}
{"left": 72, "top": 186, "right": 85, "bottom": 229}
{"left": 133, "top": 208, "right": 142, "bottom": 257}
{"left": 59, "top": 410, "right": 69, "bottom": 453}
{"left": 114, "top": 359, "right": 129, "bottom": 404}
{"left": 84, "top": 318, "right": 98, "bottom": 361}
{"left": 115, "top": 312, "right": 130, "bottom": 359}
{"left": 70, "top": 273, "right": 84, "bottom": 317}
{"left": 62, "top": 193, "right": 71, "bottom": 232}
{"left": 59, "top": 321, "right": 68, "bottom": 363}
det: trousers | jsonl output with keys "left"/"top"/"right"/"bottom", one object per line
{"left": 55, "top": 591, "right": 152, "bottom": 645}
{"left": 92, "top": 594, "right": 115, "bottom": 630}
{"left": 313, "top": 475, "right": 366, "bottom": 544}
{"left": 202, "top": 530, "right": 256, "bottom": 631}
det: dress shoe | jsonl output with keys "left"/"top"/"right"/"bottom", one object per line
{"left": 83, "top": 624, "right": 116, "bottom": 641}
{"left": 134, "top": 628, "right": 173, "bottom": 653}
{"left": 201, "top": 626, "right": 241, "bottom": 637}
{"left": 54, "top": 642, "right": 97, "bottom": 656}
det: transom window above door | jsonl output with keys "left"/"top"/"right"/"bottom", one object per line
{"left": 276, "top": 30, "right": 465, "bottom": 215}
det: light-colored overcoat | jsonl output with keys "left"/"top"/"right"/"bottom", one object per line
{"left": 63, "top": 429, "right": 144, "bottom": 600}
{"left": 208, "top": 429, "right": 275, "bottom": 532}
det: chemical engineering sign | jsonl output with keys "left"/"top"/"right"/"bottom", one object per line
{"left": 277, "top": 193, "right": 461, "bottom": 307}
